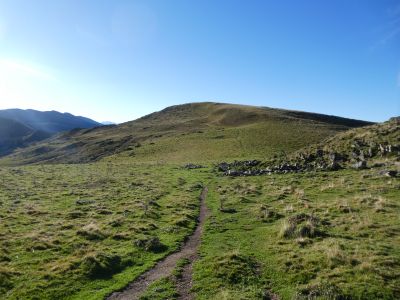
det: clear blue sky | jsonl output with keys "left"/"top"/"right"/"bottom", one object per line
{"left": 0, "top": 0, "right": 399, "bottom": 123}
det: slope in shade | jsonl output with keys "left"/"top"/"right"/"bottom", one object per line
{"left": 0, "top": 109, "right": 101, "bottom": 157}
{"left": 0, "top": 109, "right": 100, "bottom": 133}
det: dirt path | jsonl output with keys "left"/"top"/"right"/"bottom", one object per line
{"left": 107, "top": 187, "right": 209, "bottom": 300}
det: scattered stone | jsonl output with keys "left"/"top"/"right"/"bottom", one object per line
{"left": 352, "top": 160, "right": 367, "bottom": 170}
{"left": 216, "top": 123, "right": 398, "bottom": 177}
{"left": 184, "top": 163, "right": 204, "bottom": 169}
{"left": 380, "top": 170, "right": 398, "bottom": 177}
{"left": 371, "top": 162, "right": 385, "bottom": 168}
{"left": 327, "top": 161, "right": 342, "bottom": 171}
{"left": 76, "top": 199, "right": 96, "bottom": 205}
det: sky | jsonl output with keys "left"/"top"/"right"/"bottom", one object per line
{"left": 0, "top": 0, "right": 399, "bottom": 123}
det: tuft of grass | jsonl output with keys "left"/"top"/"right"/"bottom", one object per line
{"left": 134, "top": 236, "right": 168, "bottom": 253}
{"left": 77, "top": 222, "right": 107, "bottom": 240}
{"left": 81, "top": 252, "right": 126, "bottom": 279}
{"left": 172, "top": 258, "right": 190, "bottom": 279}
{"left": 211, "top": 251, "right": 260, "bottom": 285}
{"left": 139, "top": 277, "right": 178, "bottom": 300}
{"left": 279, "top": 214, "right": 320, "bottom": 239}
{"left": 295, "top": 281, "right": 347, "bottom": 300}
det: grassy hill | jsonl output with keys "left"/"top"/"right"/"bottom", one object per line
{"left": 2, "top": 102, "right": 397, "bottom": 300}
{"left": 1, "top": 102, "right": 372, "bottom": 165}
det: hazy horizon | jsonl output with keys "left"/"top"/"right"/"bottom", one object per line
{"left": 0, "top": 0, "right": 399, "bottom": 123}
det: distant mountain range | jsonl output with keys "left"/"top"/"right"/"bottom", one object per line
{"left": 0, "top": 109, "right": 101, "bottom": 156}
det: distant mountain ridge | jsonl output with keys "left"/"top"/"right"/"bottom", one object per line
{"left": 0, "top": 109, "right": 100, "bottom": 133}
{"left": 0, "top": 109, "right": 101, "bottom": 156}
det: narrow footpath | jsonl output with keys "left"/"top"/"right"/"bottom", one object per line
{"left": 107, "top": 187, "right": 209, "bottom": 300}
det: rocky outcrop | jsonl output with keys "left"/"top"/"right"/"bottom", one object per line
{"left": 217, "top": 119, "right": 399, "bottom": 177}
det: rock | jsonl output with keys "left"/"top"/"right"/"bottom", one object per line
{"left": 226, "top": 170, "right": 240, "bottom": 176}
{"left": 76, "top": 199, "right": 96, "bottom": 205}
{"left": 184, "top": 163, "right": 204, "bottom": 169}
{"left": 218, "top": 162, "right": 230, "bottom": 172}
{"left": 371, "top": 162, "right": 385, "bottom": 168}
{"left": 352, "top": 160, "right": 367, "bottom": 170}
{"left": 379, "top": 170, "right": 398, "bottom": 177}
{"left": 327, "top": 162, "right": 342, "bottom": 171}
{"left": 329, "top": 152, "right": 338, "bottom": 162}
{"left": 359, "top": 151, "right": 365, "bottom": 161}
{"left": 368, "top": 147, "right": 374, "bottom": 158}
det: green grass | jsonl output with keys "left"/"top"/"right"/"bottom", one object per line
{"left": 0, "top": 161, "right": 209, "bottom": 299}
{"left": 139, "top": 277, "right": 178, "bottom": 300}
{"left": 0, "top": 103, "right": 396, "bottom": 299}
{"left": 193, "top": 168, "right": 400, "bottom": 299}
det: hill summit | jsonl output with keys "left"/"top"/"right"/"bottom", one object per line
{"left": 1, "top": 102, "right": 373, "bottom": 165}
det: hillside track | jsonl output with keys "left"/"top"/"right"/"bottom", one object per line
{"left": 107, "top": 187, "right": 209, "bottom": 300}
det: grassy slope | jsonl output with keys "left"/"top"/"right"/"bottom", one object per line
{"left": 193, "top": 119, "right": 400, "bottom": 299}
{"left": 3, "top": 103, "right": 396, "bottom": 300}
{"left": 194, "top": 168, "right": 399, "bottom": 299}
{"left": 0, "top": 161, "right": 210, "bottom": 299}
{"left": 0, "top": 102, "right": 371, "bottom": 165}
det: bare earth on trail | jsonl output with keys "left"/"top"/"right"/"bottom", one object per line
{"left": 107, "top": 187, "right": 209, "bottom": 300}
